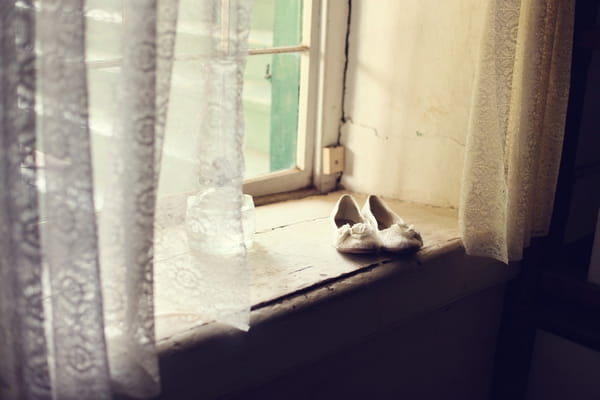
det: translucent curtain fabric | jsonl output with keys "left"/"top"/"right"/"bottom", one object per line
{"left": 0, "top": 2, "right": 53, "bottom": 399}
{"left": 37, "top": 0, "right": 112, "bottom": 398}
{"left": 0, "top": 0, "right": 178, "bottom": 398}
{"left": 98, "top": 0, "right": 179, "bottom": 397}
{"left": 1, "top": 0, "right": 254, "bottom": 397}
{"left": 460, "top": 0, "right": 575, "bottom": 263}
{"left": 154, "top": 0, "right": 253, "bottom": 332}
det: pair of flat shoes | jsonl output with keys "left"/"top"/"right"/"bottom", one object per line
{"left": 331, "top": 194, "right": 423, "bottom": 254}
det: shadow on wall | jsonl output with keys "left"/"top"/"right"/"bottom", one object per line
{"left": 340, "top": 0, "right": 487, "bottom": 208}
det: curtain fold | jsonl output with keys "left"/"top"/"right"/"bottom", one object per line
{"left": 97, "top": 0, "right": 182, "bottom": 396}
{"left": 154, "top": 0, "right": 253, "bottom": 333}
{"left": 0, "top": 0, "right": 258, "bottom": 397}
{"left": 459, "top": 0, "right": 575, "bottom": 263}
{"left": 0, "top": 2, "right": 52, "bottom": 399}
{"left": 37, "top": 0, "right": 113, "bottom": 398}
{"left": 1, "top": 0, "right": 253, "bottom": 397}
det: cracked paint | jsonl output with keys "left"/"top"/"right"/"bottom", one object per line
{"left": 342, "top": 117, "right": 389, "bottom": 141}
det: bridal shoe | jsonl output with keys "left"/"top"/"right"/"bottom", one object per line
{"left": 362, "top": 195, "right": 423, "bottom": 253}
{"left": 331, "top": 194, "right": 379, "bottom": 254}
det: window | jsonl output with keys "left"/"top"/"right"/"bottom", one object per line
{"left": 243, "top": 0, "right": 312, "bottom": 195}
{"left": 85, "top": 0, "right": 347, "bottom": 202}
{"left": 244, "top": 0, "right": 305, "bottom": 178}
{"left": 243, "top": 0, "right": 347, "bottom": 197}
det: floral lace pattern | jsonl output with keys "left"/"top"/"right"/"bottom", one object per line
{"left": 97, "top": 0, "right": 179, "bottom": 397}
{"left": 37, "top": 0, "right": 113, "bottom": 398}
{"left": 460, "top": 0, "right": 574, "bottom": 263}
{"left": 2, "top": 0, "right": 186, "bottom": 397}
{"left": 154, "top": 0, "right": 253, "bottom": 332}
{"left": 0, "top": 2, "right": 52, "bottom": 399}
{"left": 2, "top": 0, "right": 254, "bottom": 397}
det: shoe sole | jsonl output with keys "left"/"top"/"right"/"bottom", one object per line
{"left": 381, "top": 247, "right": 421, "bottom": 254}
{"left": 336, "top": 248, "right": 378, "bottom": 255}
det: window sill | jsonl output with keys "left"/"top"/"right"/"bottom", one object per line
{"left": 155, "top": 190, "right": 518, "bottom": 399}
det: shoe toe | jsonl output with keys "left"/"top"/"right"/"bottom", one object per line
{"left": 380, "top": 224, "right": 423, "bottom": 253}
{"left": 334, "top": 223, "right": 379, "bottom": 254}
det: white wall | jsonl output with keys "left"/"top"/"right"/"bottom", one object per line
{"left": 341, "top": 0, "right": 487, "bottom": 208}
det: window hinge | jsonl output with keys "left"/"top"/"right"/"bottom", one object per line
{"left": 322, "top": 145, "right": 345, "bottom": 175}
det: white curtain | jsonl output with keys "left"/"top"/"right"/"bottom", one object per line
{"left": 153, "top": 0, "right": 253, "bottom": 335}
{"left": 0, "top": 2, "right": 52, "bottom": 399}
{"left": 460, "top": 0, "right": 575, "bottom": 263}
{"left": 95, "top": 0, "right": 179, "bottom": 397}
{"left": 0, "top": 0, "right": 253, "bottom": 399}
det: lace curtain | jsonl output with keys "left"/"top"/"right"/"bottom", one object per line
{"left": 153, "top": 0, "right": 253, "bottom": 335}
{"left": 0, "top": 0, "right": 253, "bottom": 398}
{"left": 459, "top": 0, "right": 575, "bottom": 263}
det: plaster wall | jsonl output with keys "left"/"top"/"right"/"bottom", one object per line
{"left": 341, "top": 0, "right": 487, "bottom": 208}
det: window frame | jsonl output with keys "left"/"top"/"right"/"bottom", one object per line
{"left": 242, "top": 0, "right": 349, "bottom": 197}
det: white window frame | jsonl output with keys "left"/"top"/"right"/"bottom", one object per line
{"left": 242, "top": 0, "right": 349, "bottom": 197}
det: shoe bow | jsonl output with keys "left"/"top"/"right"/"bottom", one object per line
{"left": 337, "top": 222, "right": 374, "bottom": 242}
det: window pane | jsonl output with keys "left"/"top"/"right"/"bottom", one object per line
{"left": 244, "top": 0, "right": 303, "bottom": 179}
{"left": 248, "top": 0, "right": 303, "bottom": 49}
{"left": 244, "top": 54, "right": 272, "bottom": 177}
{"left": 85, "top": 0, "right": 306, "bottom": 190}
{"left": 85, "top": 0, "right": 122, "bottom": 62}
{"left": 244, "top": 51, "right": 301, "bottom": 178}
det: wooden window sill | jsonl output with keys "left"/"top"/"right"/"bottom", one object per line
{"left": 154, "top": 190, "right": 518, "bottom": 399}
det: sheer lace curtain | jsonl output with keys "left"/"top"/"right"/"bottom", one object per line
{"left": 153, "top": 0, "right": 253, "bottom": 335}
{"left": 460, "top": 0, "right": 575, "bottom": 264}
{"left": 0, "top": 0, "right": 253, "bottom": 399}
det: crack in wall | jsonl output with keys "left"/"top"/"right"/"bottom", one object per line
{"left": 414, "top": 130, "right": 465, "bottom": 147}
{"left": 339, "top": 0, "right": 352, "bottom": 138}
{"left": 343, "top": 117, "right": 388, "bottom": 140}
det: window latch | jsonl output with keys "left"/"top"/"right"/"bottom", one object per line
{"left": 322, "top": 145, "right": 345, "bottom": 175}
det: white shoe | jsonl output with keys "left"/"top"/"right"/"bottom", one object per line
{"left": 362, "top": 195, "right": 423, "bottom": 253}
{"left": 331, "top": 194, "right": 379, "bottom": 254}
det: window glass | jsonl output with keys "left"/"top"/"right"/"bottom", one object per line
{"left": 84, "top": 0, "right": 307, "bottom": 196}
{"left": 244, "top": 0, "right": 303, "bottom": 178}
{"left": 247, "top": 0, "right": 302, "bottom": 49}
